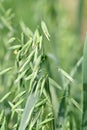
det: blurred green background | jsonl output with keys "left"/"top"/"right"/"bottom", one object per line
{"left": 1, "top": 0, "right": 86, "bottom": 69}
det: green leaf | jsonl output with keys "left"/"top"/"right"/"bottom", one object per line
{"left": 20, "top": 38, "right": 32, "bottom": 53}
{"left": 20, "top": 21, "right": 33, "bottom": 37}
{"left": 70, "top": 56, "right": 83, "bottom": 77}
{"left": 0, "top": 110, "right": 4, "bottom": 122}
{"left": 29, "top": 111, "right": 41, "bottom": 129}
{"left": 0, "top": 117, "right": 6, "bottom": 130}
{"left": 13, "top": 98, "right": 24, "bottom": 109}
{"left": 35, "top": 98, "right": 47, "bottom": 108}
{"left": 15, "top": 69, "right": 27, "bottom": 83}
{"left": 1, "top": 16, "right": 13, "bottom": 31}
{"left": 40, "top": 78, "right": 46, "bottom": 95}
{"left": 39, "top": 36, "right": 43, "bottom": 49}
{"left": 41, "top": 21, "right": 50, "bottom": 41}
{"left": 13, "top": 91, "right": 26, "bottom": 102}
{"left": 0, "top": 92, "right": 11, "bottom": 103}
{"left": 35, "top": 77, "right": 42, "bottom": 94}
{"left": 83, "top": 35, "right": 87, "bottom": 84}
{"left": 49, "top": 77, "right": 62, "bottom": 90}
{"left": 82, "top": 35, "right": 87, "bottom": 130}
{"left": 71, "top": 98, "right": 82, "bottom": 112}
{"left": 8, "top": 101, "right": 14, "bottom": 109}
{"left": 58, "top": 68, "right": 74, "bottom": 82}
{"left": 18, "top": 93, "right": 38, "bottom": 130}
{"left": 50, "top": 85, "right": 59, "bottom": 128}
{"left": 8, "top": 37, "right": 16, "bottom": 44}
{"left": 9, "top": 45, "right": 21, "bottom": 50}
{"left": 0, "top": 67, "right": 12, "bottom": 75}
{"left": 39, "top": 117, "right": 54, "bottom": 126}
{"left": 19, "top": 50, "right": 35, "bottom": 72}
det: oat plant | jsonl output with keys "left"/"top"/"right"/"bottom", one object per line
{"left": 13, "top": 21, "right": 61, "bottom": 130}
{"left": 0, "top": 3, "right": 86, "bottom": 130}
{"left": 0, "top": 19, "right": 84, "bottom": 130}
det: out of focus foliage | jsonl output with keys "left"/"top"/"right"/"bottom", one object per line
{"left": 1, "top": 0, "right": 84, "bottom": 70}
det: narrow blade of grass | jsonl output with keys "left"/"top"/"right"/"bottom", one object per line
{"left": 82, "top": 35, "right": 87, "bottom": 130}
{"left": 20, "top": 21, "right": 33, "bottom": 37}
{"left": 41, "top": 21, "right": 50, "bottom": 41}
{"left": 0, "top": 67, "right": 12, "bottom": 75}
{"left": 39, "top": 117, "right": 54, "bottom": 126}
{"left": 58, "top": 68, "right": 74, "bottom": 82}
{"left": 13, "top": 91, "right": 26, "bottom": 103}
{"left": 71, "top": 98, "right": 82, "bottom": 112}
{"left": 70, "top": 56, "right": 83, "bottom": 77}
{"left": 1, "top": 16, "right": 13, "bottom": 31}
{"left": 49, "top": 77, "right": 62, "bottom": 90}
{"left": 15, "top": 69, "right": 27, "bottom": 83}
{"left": 8, "top": 37, "right": 16, "bottom": 44}
{"left": 0, "top": 92, "right": 11, "bottom": 103}
{"left": 19, "top": 50, "right": 35, "bottom": 72}
{"left": 9, "top": 45, "right": 21, "bottom": 50}
{"left": 18, "top": 93, "right": 38, "bottom": 130}
{"left": 0, "top": 117, "right": 6, "bottom": 130}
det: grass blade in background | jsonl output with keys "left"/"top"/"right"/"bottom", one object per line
{"left": 82, "top": 35, "right": 87, "bottom": 130}
{"left": 77, "top": 0, "right": 84, "bottom": 36}
{"left": 0, "top": 67, "right": 12, "bottom": 75}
